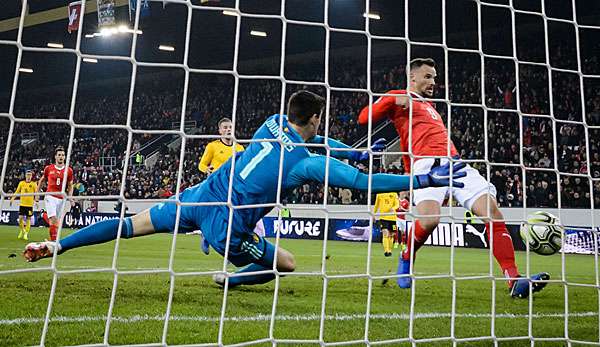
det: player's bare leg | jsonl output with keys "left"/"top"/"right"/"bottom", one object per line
{"left": 129, "top": 210, "right": 157, "bottom": 236}
{"left": 24, "top": 210, "right": 156, "bottom": 262}
{"left": 269, "top": 247, "right": 295, "bottom": 272}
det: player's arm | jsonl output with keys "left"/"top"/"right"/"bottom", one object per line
{"left": 33, "top": 182, "right": 39, "bottom": 204}
{"left": 373, "top": 194, "right": 381, "bottom": 217}
{"left": 198, "top": 143, "right": 215, "bottom": 173}
{"left": 67, "top": 169, "right": 74, "bottom": 203}
{"left": 10, "top": 182, "right": 21, "bottom": 205}
{"left": 288, "top": 155, "right": 467, "bottom": 192}
{"left": 37, "top": 168, "right": 47, "bottom": 193}
{"left": 357, "top": 90, "right": 406, "bottom": 125}
{"left": 307, "top": 135, "right": 386, "bottom": 161}
{"left": 392, "top": 196, "right": 400, "bottom": 211}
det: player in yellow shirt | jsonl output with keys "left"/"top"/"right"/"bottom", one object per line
{"left": 198, "top": 117, "right": 245, "bottom": 254}
{"left": 198, "top": 117, "right": 245, "bottom": 174}
{"left": 373, "top": 192, "right": 400, "bottom": 257}
{"left": 10, "top": 170, "right": 38, "bottom": 240}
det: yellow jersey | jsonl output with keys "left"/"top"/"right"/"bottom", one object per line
{"left": 13, "top": 180, "right": 37, "bottom": 207}
{"left": 198, "top": 139, "right": 245, "bottom": 173}
{"left": 373, "top": 192, "right": 399, "bottom": 221}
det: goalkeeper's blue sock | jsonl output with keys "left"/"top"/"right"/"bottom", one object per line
{"left": 58, "top": 218, "right": 134, "bottom": 253}
{"left": 228, "top": 263, "right": 276, "bottom": 287}
{"left": 227, "top": 239, "right": 278, "bottom": 287}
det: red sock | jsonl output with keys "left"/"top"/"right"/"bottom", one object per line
{"left": 49, "top": 225, "right": 58, "bottom": 241}
{"left": 393, "top": 231, "right": 398, "bottom": 243}
{"left": 402, "top": 220, "right": 430, "bottom": 261}
{"left": 486, "top": 221, "right": 519, "bottom": 287}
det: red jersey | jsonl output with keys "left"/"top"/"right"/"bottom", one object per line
{"left": 358, "top": 90, "right": 458, "bottom": 172}
{"left": 43, "top": 164, "right": 74, "bottom": 199}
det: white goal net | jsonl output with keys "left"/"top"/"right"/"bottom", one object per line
{"left": 0, "top": 0, "right": 599, "bottom": 346}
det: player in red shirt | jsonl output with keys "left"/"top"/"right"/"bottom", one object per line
{"left": 358, "top": 58, "right": 548, "bottom": 298}
{"left": 36, "top": 146, "right": 74, "bottom": 241}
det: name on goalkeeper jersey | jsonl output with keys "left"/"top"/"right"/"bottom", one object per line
{"left": 266, "top": 118, "right": 295, "bottom": 152}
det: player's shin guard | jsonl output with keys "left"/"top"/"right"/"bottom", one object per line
{"left": 58, "top": 218, "right": 135, "bottom": 254}
{"left": 486, "top": 221, "right": 519, "bottom": 287}
{"left": 401, "top": 220, "right": 429, "bottom": 261}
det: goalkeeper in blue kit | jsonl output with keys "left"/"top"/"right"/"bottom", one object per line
{"left": 24, "top": 90, "right": 467, "bottom": 288}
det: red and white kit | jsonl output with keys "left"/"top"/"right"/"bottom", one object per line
{"left": 43, "top": 164, "right": 73, "bottom": 218}
{"left": 358, "top": 90, "right": 496, "bottom": 210}
{"left": 359, "top": 89, "right": 518, "bottom": 282}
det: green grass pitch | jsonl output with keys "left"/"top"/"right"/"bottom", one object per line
{"left": 0, "top": 225, "right": 598, "bottom": 346}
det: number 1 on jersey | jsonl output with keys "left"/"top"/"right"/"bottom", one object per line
{"left": 240, "top": 142, "right": 274, "bottom": 180}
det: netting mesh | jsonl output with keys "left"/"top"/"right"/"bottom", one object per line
{"left": 1, "top": 0, "right": 600, "bottom": 345}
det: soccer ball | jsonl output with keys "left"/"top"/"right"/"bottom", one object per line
{"left": 520, "top": 211, "right": 564, "bottom": 256}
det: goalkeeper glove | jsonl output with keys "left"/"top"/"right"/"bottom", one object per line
{"left": 415, "top": 160, "right": 467, "bottom": 188}
{"left": 351, "top": 138, "right": 387, "bottom": 161}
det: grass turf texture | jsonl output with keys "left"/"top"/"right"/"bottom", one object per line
{"left": 0, "top": 225, "right": 597, "bottom": 346}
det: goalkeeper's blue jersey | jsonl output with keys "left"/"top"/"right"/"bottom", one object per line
{"left": 197, "top": 114, "right": 329, "bottom": 236}
{"left": 195, "top": 113, "right": 416, "bottom": 236}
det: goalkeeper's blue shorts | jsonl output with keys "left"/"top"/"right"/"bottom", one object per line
{"left": 148, "top": 183, "right": 274, "bottom": 267}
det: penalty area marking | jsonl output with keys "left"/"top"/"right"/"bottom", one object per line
{"left": 0, "top": 311, "right": 597, "bottom": 326}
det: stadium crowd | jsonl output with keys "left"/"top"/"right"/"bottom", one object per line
{"left": 2, "top": 47, "right": 599, "bottom": 210}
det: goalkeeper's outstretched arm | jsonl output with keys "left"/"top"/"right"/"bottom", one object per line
{"left": 287, "top": 155, "right": 466, "bottom": 193}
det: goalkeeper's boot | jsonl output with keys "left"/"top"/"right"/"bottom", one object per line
{"left": 212, "top": 273, "right": 239, "bottom": 289}
{"left": 213, "top": 273, "right": 226, "bottom": 287}
{"left": 17, "top": 230, "right": 23, "bottom": 240}
{"left": 23, "top": 231, "right": 29, "bottom": 241}
{"left": 200, "top": 235, "right": 210, "bottom": 255}
{"left": 396, "top": 256, "right": 412, "bottom": 289}
{"left": 23, "top": 241, "right": 60, "bottom": 262}
{"left": 510, "top": 272, "right": 550, "bottom": 298}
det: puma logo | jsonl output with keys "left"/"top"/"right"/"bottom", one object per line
{"left": 465, "top": 224, "right": 487, "bottom": 247}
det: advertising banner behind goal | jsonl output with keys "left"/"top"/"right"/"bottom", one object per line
{"left": 0, "top": 212, "right": 596, "bottom": 255}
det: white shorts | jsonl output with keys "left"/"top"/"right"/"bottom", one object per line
{"left": 45, "top": 195, "right": 66, "bottom": 218}
{"left": 412, "top": 158, "right": 497, "bottom": 210}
